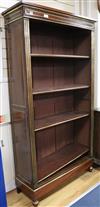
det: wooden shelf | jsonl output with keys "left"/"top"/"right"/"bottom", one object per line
{"left": 37, "top": 143, "right": 89, "bottom": 180}
{"left": 33, "top": 84, "right": 90, "bottom": 95}
{"left": 30, "top": 54, "right": 90, "bottom": 59}
{"left": 35, "top": 112, "right": 89, "bottom": 131}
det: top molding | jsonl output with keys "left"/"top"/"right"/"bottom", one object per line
{"left": 2, "top": 1, "right": 96, "bottom": 30}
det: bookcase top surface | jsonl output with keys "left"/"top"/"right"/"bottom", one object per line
{"left": 3, "top": 1, "right": 96, "bottom": 30}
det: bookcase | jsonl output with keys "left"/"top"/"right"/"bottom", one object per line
{"left": 3, "top": 2, "right": 95, "bottom": 206}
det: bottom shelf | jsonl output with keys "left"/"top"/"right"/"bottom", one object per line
{"left": 16, "top": 156, "right": 93, "bottom": 201}
{"left": 37, "top": 143, "right": 89, "bottom": 181}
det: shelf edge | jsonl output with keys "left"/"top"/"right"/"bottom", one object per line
{"left": 34, "top": 113, "right": 89, "bottom": 132}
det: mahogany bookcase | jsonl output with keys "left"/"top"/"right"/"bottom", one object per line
{"left": 3, "top": 2, "right": 95, "bottom": 206}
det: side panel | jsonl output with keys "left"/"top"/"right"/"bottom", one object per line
{"left": 6, "top": 19, "right": 33, "bottom": 184}
{"left": 90, "top": 30, "right": 95, "bottom": 157}
{"left": 94, "top": 110, "right": 100, "bottom": 164}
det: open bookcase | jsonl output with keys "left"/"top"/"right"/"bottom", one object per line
{"left": 3, "top": 2, "right": 95, "bottom": 206}
{"left": 30, "top": 20, "right": 91, "bottom": 181}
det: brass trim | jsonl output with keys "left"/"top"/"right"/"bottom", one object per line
{"left": 16, "top": 165, "right": 80, "bottom": 191}
{"left": 23, "top": 18, "right": 38, "bottom": 184}
{"left": 16, "top": 158, "right": 92, "bottom": 192}
{"left": 16, "top": 177, "right": 35, "bottom": 192}
{"left": 16, "top": 176, "right": 31, "bottom": 186}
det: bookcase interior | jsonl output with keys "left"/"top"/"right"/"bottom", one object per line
{"left": 30, "top": 19, "right": 91, "bottom": 181}
{"left": 30, "top": 20, "right": 91, "bottom": 56}
{"left": 36, "top": 117, "right": 90, "bottom": 181}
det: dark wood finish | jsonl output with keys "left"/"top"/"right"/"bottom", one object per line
{"left": 94, "top": 109, "right": 100, "bottom": 165}
{"left": 3, "top": 1, "right": 95, "bottom": 205}
{"left": 35, "top": 112, "right": 89, "bottom": 131}
{"left": 37, "top": 144, "right": 89, "bottom": 180}
{"left": 23, "top": 18, "right": 38, "bottom": 184}
{"left": 3, "top": 1, "right": 95, "bottom": 30}
{"left": 33, "top": 85, "right": 90, "bottom": 95}
{"left": 16, "top": 187, "right": 22, "bottom": 194}
{"left": 5, "top": 19, "right": 33, "bottom": 184}
{"left": 34, "top": 158, "right": 93, "bottom": 199}
{"left": 16, "top": 157, "right": 93, "bottom": 203}
{"left": 74, "top": 117, "right": 90, "bottom": 147}
{"left": 34, "top": 90, "right": 90, "bottom": 120}
{"left": 31, "top": 58, "right": 90, "bottom": 94}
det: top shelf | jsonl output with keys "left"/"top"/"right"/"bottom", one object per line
{"left": 30, "top": 54, "right": 90, "bottom": 59}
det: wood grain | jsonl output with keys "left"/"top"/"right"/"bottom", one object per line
{"left": 35, "top": 112, "right": 89, "bottom": 131}
{"left": 37, "top": 144, "right": 89, "bottom": 180}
